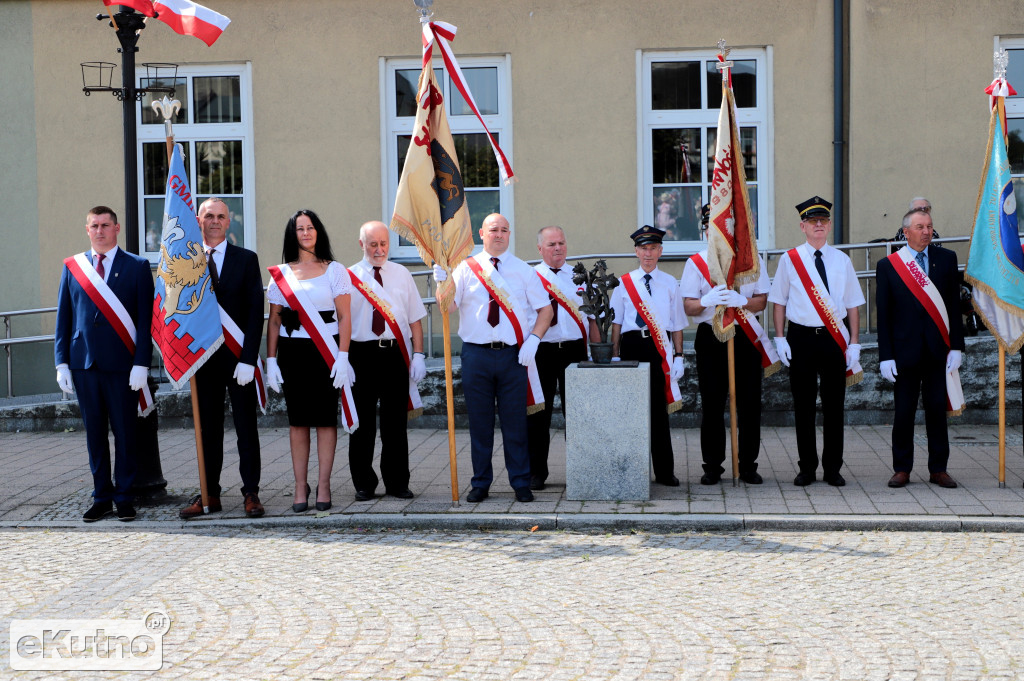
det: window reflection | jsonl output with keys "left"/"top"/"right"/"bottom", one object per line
{"left": 651, "top": 61, "right": 701, "bottom": 110}
{"left": 706, "top": 60, "right": 757, "bottom": 108}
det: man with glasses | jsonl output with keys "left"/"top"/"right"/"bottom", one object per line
{"left": 769, "top": 197, "right": 865, "bottom": 487}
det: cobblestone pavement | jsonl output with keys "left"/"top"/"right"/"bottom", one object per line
{"left": 2, "top": 527, "right": 1024, "bottom": 680}
{"left": 1, "top": 425, "right": 1023, "bottom": 525}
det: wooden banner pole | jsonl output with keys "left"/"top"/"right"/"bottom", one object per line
{"left": 999, "top": 344, "right": 1006, "bottom": 488}
{"left": 442, "top": 307, "right": 460, "bottom": 505}
{"left": 727, "top": 335, "right": 739, "bottom": 485}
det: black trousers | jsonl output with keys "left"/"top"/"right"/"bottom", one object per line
{"left": 891, "top": 348, "right": 950, "bottom": 474}
{"left": 620, "top": 331, "right": 675, "bottom": 480}
{"left": 348, "top": 341, "right": 411, "bottom": 493}
{"left": 526, "top": 339, "right": 588, "bottom": 483}
{"left": 194, "top": 346, "right": 261, "bottom": 498}
{"left": 694, "top": 323, "right": 762, "bottom": 477}
{"left": 787, "top": 323, "right": 847, "bottom": 478}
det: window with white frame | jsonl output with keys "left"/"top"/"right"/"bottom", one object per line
{"left": 382, "top": 56, "right": 513, "bottom": 260}
{"left": 998, "top": 39, "right": 1024, "bottom": 217}
{"left": 638, "top": 48, "right": 773, "bottom": 251}
{"left": 137, "top": 63, "right": 255, "bottom": 261}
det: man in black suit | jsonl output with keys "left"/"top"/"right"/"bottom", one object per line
{"left": 55, "top": 206, "right": 154, "bottom": 522}
{"left": 876, "top": 207, "right": 965, "bottom": 489}
{"left": 179, "top": 198, "right": 266, "bottom": 518}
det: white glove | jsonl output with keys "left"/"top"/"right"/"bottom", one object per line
{"left": 410, "top": 353, "right": 427, "bottom": 383}
{"left": 725, "top": 290, "right": 748, "bottom": 308}
{"left": 700, "top": 284, "right": 729, "bottom": 309}
{"left": 946, "top": 349, "right": 962, "bottom": 372}
{"left": 845, "top": 343, "right": 861, "bottom": 371}
{"left": 880, "top": 359, "right": 898, "bottom": 383}
{"left": 129, "top": 365, "right": 148, "bottom": 391}
{"left": 611, "top": 356, "right": 622, "bottom": 362}
{"left": 56, "top": 364, "right": 74, "bottom": 395}
{"left": 331, "top": 351, "right": 355, "bottom": 390}
{"left": 671, "top": 355, "right": 685, "bottom": 380}
{"left": 519, "top": 334, "right": 541, "bottom": 366}
{"left": 265, "top": 357, "right": 283, "bottom": 392}
{"left": 233, "top": 362, "right": 255, "bottom": 386}
{"left": 773, "top": 337, "right": 791, "bottom": 367}
{"left": 432, "top": 264, "right": 448, "bottom": 283}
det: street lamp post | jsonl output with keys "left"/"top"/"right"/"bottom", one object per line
{"left": 81, "top": 6, "right": 177, "bottom": 497}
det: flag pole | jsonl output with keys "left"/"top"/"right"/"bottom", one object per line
{"left": 999, "top": 345, "right": 1006, "bottom": 488}
{"left": 727, "top": 333, "right": 739, "bottom": 485}
{"left": 441, "top": 305, "right": 460, "bottom": 504}
{"left": 155, "top": 95, "right": 210, "bottom": 514}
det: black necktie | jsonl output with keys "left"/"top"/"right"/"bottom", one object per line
{"left": 487, "top": 257, "right": 500, "bottom": 327}
{"left": 549, "top": 267, "right": 560, "bottom": 326}
{"left": 814, "top": 250, "right": 829, "bottom": 293}
{"left": 207, "top": 249, "right": 219, "bottom": 290}
{"left": 372, "top": 266, "right": 385, "bottom": 336}
{"left": 636, "top": 273, "right": 652, "bottom": 328}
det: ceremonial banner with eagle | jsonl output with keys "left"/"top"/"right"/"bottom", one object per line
{"left": 151, "top": 143, "right": 223, "bottom": 388}
{"left": 706, "top": 45, "right": 760, "bottom": 341}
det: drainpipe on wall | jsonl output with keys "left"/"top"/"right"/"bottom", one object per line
{"left": 833, "top": 0, "right": 846, "bottom": 243}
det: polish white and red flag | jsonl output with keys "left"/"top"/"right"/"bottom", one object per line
{"left": 103, "top": 0, "right": 230, "bottom": 46}
{"left": 706, "top": 42, "right": 760, "bottom": 341}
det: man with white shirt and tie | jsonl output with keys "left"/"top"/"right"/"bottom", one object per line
{"left": 347, "top": 220, "right": 428, "bottom": 501}
{"left": 433, "top": 213, "right": 553, "bottom": 503}
{"left": 179, "top": 197, "right": 266, "bottom": 519}
{"left": 769, "top": 196, "right": 865, "bottom": 487}
{"left": 526, "top": 226, "right": 595, "bottom": 491}
{"left": 609, "top": 225, "right": 687, "bottom": 486}
{"left": 55, "top": 206, "right": 154, "bottom": 522}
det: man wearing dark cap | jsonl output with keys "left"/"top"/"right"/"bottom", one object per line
{"left": 609, "top": 225, "right": 687, "bottom": 486}
{"left": 768, "top": 197, "right": 865, "bottom": 487}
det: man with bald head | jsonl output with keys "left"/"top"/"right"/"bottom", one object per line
{"left": 347, "top": 221, "right": 428, "bottom": 500}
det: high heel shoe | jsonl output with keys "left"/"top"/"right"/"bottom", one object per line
{"left": 292, "top": 483, "right": 311, "bottom": 513}
{"left": 315, "top": 486, "right": 332, "bottom": 512}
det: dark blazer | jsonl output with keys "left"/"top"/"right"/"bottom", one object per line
{"left": 876, "top": 244, "right": 965, "bottom": 367}
{"left": 55, "top": 248, "right": 154, "bottom": 372}
{"left": 215, "top": 243, "right": 264, "bottom": 365}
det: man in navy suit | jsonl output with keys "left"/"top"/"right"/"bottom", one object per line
{"left": 55, "top": 206, "right": 154, "bottom": 522}
{"left": 876, "top": 207, "right": 965, "bottom": 489}
{"left": 179, "top": 198, "right": 266, "bottom": 519}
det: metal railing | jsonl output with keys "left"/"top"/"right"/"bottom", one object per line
{"left": 0, "top": 235, "right": 974, "bottom": 398}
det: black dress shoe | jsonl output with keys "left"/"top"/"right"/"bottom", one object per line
{"left": 514, "top": 487, "right": 534, "bottom": 502}
{"left": 83, "top": 501, "right": 113, "bottom": 523}
{"left": 824, "top": 473, "right": 846, "bottom": 487}
{"left": 386, "top": 488, "right": 415, "bottom": 499}
{"left": 655, "top": 475, "right": 681, "bottom": 487}
{"left": 793, "top": 472, "right": 816, "bottom": 486}
{"left": 354, "top": 489, "right": 375, "bottom": 501}
{"left": 739, "top": 471, "right": 763, "bottom": 485}
{"left": 700, "top": 473, "right": 720, "bottom": 485}
{"left": 466, "top": 487, "right": 488, "bottom": 503}
{"left": 293, "top": 483, "right": 311, "bottom": 513}
{"left": 115, "top": 502, "right": 136, "bottom": 522}
{"left": 529, "top": 476, "right": 546, "bottom": 491}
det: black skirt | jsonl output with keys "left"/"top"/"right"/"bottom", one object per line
{"left": 277, "top": 335, "right": 340, "bottom": 427}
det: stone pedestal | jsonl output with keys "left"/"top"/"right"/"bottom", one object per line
{"left": 565, "top": 363, "right": 650, "bottom": 501}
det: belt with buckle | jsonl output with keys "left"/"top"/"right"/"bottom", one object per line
{"left": 469, "top": 341, "right": 516, "bottom": 349}
{"left": 355, "top": 338, "right": 400, "bottom": 348}
{"left": 790, "top": 322, "right": 828, "bottom": 335}
{"left": 624, "top": 328, "right": 652, "bottom": 339}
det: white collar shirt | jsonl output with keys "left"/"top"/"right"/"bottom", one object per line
{"left": 609, "top": 266, "right": 688, "bottom": 334}
{"left": 679, "top": 251, "right": 770, "bottom": 325}
{"left": 90, "top": 245, "right": 120, "bottom": 284}
{"left": 534, "top": 263, "right": 585, "bottom": 343}
{"left": 349, "top": 258, "right": 428, "bottom": 342}
{"left": 202, "top": 240, "right": 226, "bottom": 276}
{"left": 452, "top": 250, "right": 550, "bottom": 345}
{"left": 767, "top": 242, "right": 865, "bottom": 327}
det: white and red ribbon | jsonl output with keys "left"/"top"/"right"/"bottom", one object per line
{"left": 887, "top": 250, "right": 966, "bottom": 415}
{"left": 621, "top": 273, "right": 683, "bottom": 413}
{"left": 535, "top": 269, "right": 587, "bottom": 340}
{"left": 422, "top": 20, "right": 514, "bottom": 184}
{"left": 65, "top": 254, "right": 154, "bottom": 416}
{"left": 268, "top": 264, "right": 358, "bottom": 433}
{"left": 218, "top": 306, "right": 266, "bottom": 414}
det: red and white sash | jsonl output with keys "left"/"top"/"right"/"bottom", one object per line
{"left": 887, "top": 249, "right": 966, "bottom": 415}
{"left": 267, "top": 264, "right": 358, "bottom": 433}
{"left": 348, "top": 268, "right": 423, "bottom": 419}
{"left": 218, "top": 306, "right": 267, "bottom": 414}
{"left": 690, "top": 253, "right": 781, "bottom": 377}
{"left": 620, "top": 272, "right": 682, "bottom": 413}
{"left": 787, "top": 247, "right": 864, "bottom": 386}
{"left": 535, "top": 267, "right": 587, "bottom": 340}
{"left": 466, "top": 257, "right": 544, "bottom": 414}
{"left": 65, "top": 253, "right": 154, "bottom": 416}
